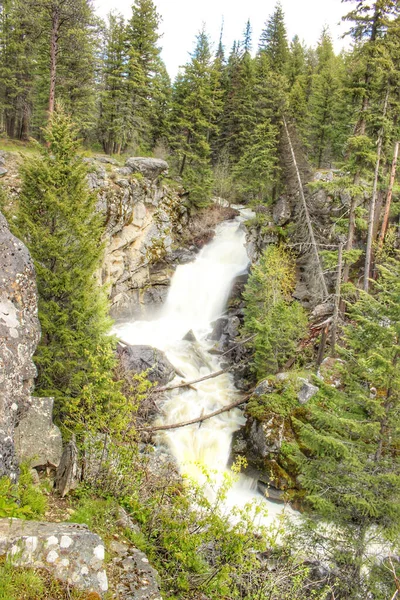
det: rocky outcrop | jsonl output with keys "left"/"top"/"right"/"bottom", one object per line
{"left": 117, "top": 344, "right": 176, "bottom": 386}
{"left": 0, "top": 211, "right": 40, "bottom": 481}
{"left": 0, "top": 519, "right": 108, "bottom": 596}
{"left": 14, "top": 397, "right": 62, "bottom": 468}
{"left": 232, "top": 374, "right": 320, "bottom": 499}
{"left": 89, "top": 156, "right": 186, "bottom": 319}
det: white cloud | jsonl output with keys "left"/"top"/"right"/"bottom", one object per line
{"left": 94, "top": 0, "right": 351, "bottom": 78}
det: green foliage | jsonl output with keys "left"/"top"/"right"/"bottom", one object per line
{"left": 15, "top": 108, "right": 128, "bottom": 434}
{"left": 0, "top": 464, "right": 47, "bottom": 519}
{"left": 0, "top": 559, "right": 88, "bottom": 599}
{"left": 259, "top": 2, "right": 289, "bottom": 74}
{"left": 294, "top": 251, "right": 400, "bottom": 596}
{"left": 170, "top": 28, "right": 222, "bottom": 208}
{"left": 243, "top": 245, "right": 308, "bottom": 379}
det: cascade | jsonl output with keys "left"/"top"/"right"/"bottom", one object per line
{"left": 115, "top": 209, "right": 293, "bottom": 523}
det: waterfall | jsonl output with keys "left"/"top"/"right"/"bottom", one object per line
{"left": 115, "top": 210, "right": 294, "bottom": 524}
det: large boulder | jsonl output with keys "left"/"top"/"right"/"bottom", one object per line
{"left": 272, "top": 196, "right": 291, "bottom": 226}
{"left": 125, "top": 157, "right": 168, "bottom": 181}
{"left": 14, "top": 397, "right": 63, "bottom": 468}
{"left": 0, "top": 519, "right": 108, "bottom": 596}
{"left": 117, "top": 344, "right": 175, "bottom": 386}
{"left": 0, "top": 211, "right": 40, "bottom": 481}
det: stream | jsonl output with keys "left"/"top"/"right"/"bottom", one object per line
{"left": 115, "top": 209, "right": 294, "bottom": 524}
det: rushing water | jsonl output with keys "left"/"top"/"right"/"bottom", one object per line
{"left": 114, "top": 209, "right": 294, "bottom": 524}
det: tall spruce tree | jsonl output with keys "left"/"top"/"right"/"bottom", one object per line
{"left": 170, "top": 29, "right": 221, "bottom": 208}
{"left": 259, "top": 1, "right": 289, "bottom": 74}
{"left": 294, "top": 253, "right": 400, "bottom": 597}
{"left": 307, "top": 28, "right": 343, "bottom": 167}
{"left": 126, "top": 0, "right": 167, "bottom": 148}
{"left": 98, "top": 13, "right": 131, "bottom": 154}
{"left": 15, "top": 108, "right": 122, "bottom": 429}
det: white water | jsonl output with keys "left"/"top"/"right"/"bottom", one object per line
{"left": 115, "top": 210, "right": 294, "bottom": 524}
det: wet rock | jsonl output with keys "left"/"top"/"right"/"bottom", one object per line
{"left": 117, "top": 344, "right": 175, "bottom": 386}
{"left": 257, "top": 481, "right": 285, "bottom": 503}
{"left": 14, "top": 397, "right": 62, "bottom": 468}
{"left": 182, "top": 329, "right": 197, "bottom": 342}
{"left": 0, "top": 519, "right": 108, "bottom": 597}
{"left": 297, "top": 379, "right": 319, "bottom": 404}
{"left": 166, "top": 248, "right": 197, "bottom": 265}
{"left": 143, "top": 285, "right": 169, "bottom": 307}
{"left": 272, "top": 196, "right": 291, "bottom": 226}
{"left": 0, "top": 211, "right": 40, "bottom": 481}
{"left": 125, "top": 157, "right": 168, "bottom": 181}
{"left": 209, "top": 317, "right": 228, "bottom": 341}
{"left": 247, "top": 415, "right": 284, "bottom": 456}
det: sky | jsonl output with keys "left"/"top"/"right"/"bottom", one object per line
{"left": 94, "top": 0, "right": 351, "bottom": 78}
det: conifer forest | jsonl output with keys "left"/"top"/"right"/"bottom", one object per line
{"left": 0, "top": 1, "right": 399, "bottom": 599}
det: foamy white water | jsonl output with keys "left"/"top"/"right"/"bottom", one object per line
{"left": 114, "top": 209, "right": 295, "bottom": 524}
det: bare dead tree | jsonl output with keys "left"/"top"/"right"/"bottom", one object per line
{"left": 283, "top": 117, "right": 328, "bottom": 299}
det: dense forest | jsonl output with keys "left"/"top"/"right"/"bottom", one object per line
{"left": 0, "top": 0, "right": 400, "bottom": 599}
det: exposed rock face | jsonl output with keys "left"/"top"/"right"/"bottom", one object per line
{"left": 0, "top": 519, "right": 108, "bottom": 596}
{"left": 90, "top": 156, "right": 185, "bottom": 319}
{"left": 14, "top": 397, "right": 62, "bottom": 468}
{"left": 125, "top": 157, "right": 168, "bottom": 180}
{"left": 272, "top": 195, "right": 291, "bottom": 226}
{"left": 0, "top": 211, "right": 40, "bottom": 481}
{"left": 117, "top": 344, "right": 176, "bottom": 386}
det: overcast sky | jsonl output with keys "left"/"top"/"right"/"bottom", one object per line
{"left": 94, "top": 0, "right": 351, "bottom": 78}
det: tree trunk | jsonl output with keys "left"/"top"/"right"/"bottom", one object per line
{"left": 378, "top": 140, "right": 399, "bottom": 251}
{"left": 283, "top": 117, "right": 328, "bottom": 298}
{"left": 364, "top": 87, "right": 389, "bottom": 291}
{"left": 48, "top": 7, "right": 60, "bottom": 116}
{"left": 331, "top": 242, "right": 343, "bottom": 356}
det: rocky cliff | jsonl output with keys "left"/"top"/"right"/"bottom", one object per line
{"left": 88, "top": 156, "right": 186, "bottom": 319}
{"left": 0, "top": 211, "right": 40, "bottom": 480}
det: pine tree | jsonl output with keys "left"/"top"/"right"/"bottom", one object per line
{"left": 126, "top": 0, "right": 166, "bottom": 148}
{"left": 15, "top": 108, "right": 123, "bottom": 430}
{"left": 0, "top": 0, "right": 38, "bottom": 138}
{"left": 307, "top": 28, "right": 343, "bottom": 167}
{"left": 217, "top": 27, "right": 256, "bottom": 165}
{"left": 97, "top": 13, "right": 131, "bottom": 155}
{"left": 243, "top": 245, "right": 307, "bottom": 379}
{"left": 170, "top": 29, "right": 221, "bottom": 208}
{"left": 294, "top": 252, "right": 400, "bottom": 597}
{"left": 259, "top": 1, "right": 289, "bottom": 74}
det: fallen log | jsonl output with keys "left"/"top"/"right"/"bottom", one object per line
{"left": 139, "top": 395, "right": 250, "bottom": 432}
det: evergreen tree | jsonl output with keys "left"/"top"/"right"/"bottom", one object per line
{"left": 243, "top": 245, "right": 307, "bottom": 379}
{"left": 0, "top": 0, "right": 38, "bottom": 138}
{"left": 126, "top": 0, "right": 167, "bottom": 148}
{"left": 307, "top": 28, "right": 343, "bottom": 167}
{"left": 294, "top": 253, "right": 400, "bottom": 597}
{"left": 170, "top": 29, "right": 221, "bottom": 208}
{"left": 15, "top": 108, "right": 123, "bottom": 429}
{"left": 217, "top": 28, "right": 256, "bottom": 165}
{"left": 97, "top": 13, "right": 131, "bottom": 154}
{"left": 259, "top": 1, "right": 289, "bottom": 74}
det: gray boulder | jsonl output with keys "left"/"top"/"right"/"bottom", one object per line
{"left": 117, "top": 344, "right": 175, "bottom": 385}
{"left": 272, "top": 196, "right": 291, "bottom": 226}
{"left": 14, "top": 397, "right": 62, "bottom": 468}
{"left": 116, "top": 547, "right": 162, "bottom": 600}
{"left": 0, "top": 211, "right": 40, "bottom": 481}
{"left": 125, "top": 157, "right": 168, "bottom": 181}
{"left": 0, "top": 519, "right": 108, "bottom": 596}
{"left": 297, "top": 378, "right": 319, "bottom": 404}
{"left": 0, "top": 166, "right": 7, "bottom": 177}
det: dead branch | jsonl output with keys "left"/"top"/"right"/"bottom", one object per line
{"left": 283, "top": 116, "right": 328, "bottom": 299}
{"left": 154, "top": 368, "right": 228, "bottom": 393}
{"left": 139, "top": 395, "right": 250, "bottom": 432}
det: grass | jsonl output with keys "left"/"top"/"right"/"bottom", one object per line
{"left": 0, "top": 560, "right": 89, "bottom": 600}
